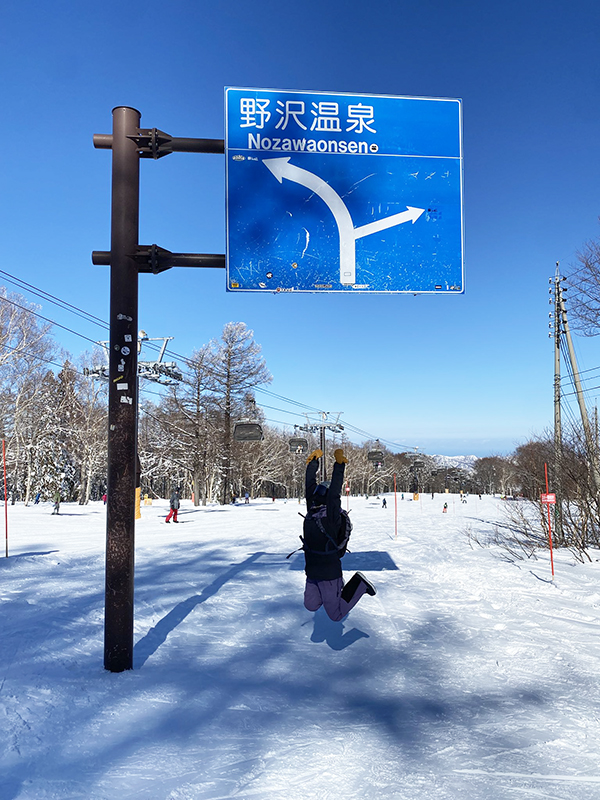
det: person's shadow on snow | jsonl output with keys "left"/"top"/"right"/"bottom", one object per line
{"left": 310, "top": 608, "right": 369, "bottom": 650}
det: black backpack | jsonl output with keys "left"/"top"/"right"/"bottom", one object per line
{"left": 287, "top": 507, "right": 352, "bottom": 559}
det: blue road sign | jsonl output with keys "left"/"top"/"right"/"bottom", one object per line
{"left": 225, "top": 87, "right": 463, "bottom": 294}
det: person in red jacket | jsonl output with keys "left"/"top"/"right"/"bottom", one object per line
{"left": 302, "top": 448, "right": 375, "bottom": 621}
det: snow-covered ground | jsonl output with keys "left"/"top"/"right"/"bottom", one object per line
{"left": 2, "top": 493, "right": 600, "bottom": 799}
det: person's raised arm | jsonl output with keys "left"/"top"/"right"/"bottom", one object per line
{"left": 305, "top": 449, "right": 323, "bottom": 503}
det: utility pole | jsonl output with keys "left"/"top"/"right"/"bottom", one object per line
{"left": 554, "top": 263, "right": 600, "bottom": 505}
{"left": 550, "top": 265, "right": 563, "bottom": 543}
{"left": 296, "top": 412, "right": 344, "bottom": 482}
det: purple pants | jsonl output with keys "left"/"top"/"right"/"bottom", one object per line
{"left": 304, "top": 577, "right": 367, "bottom": 622}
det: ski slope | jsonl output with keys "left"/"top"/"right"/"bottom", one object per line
{"left": 2, "top": 493, "right": 600, "bottom": 799}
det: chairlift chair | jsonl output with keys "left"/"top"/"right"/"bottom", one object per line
{"left": 367, "top": 450, "right": 385, "bottom": 463}
{"left": 289, "top": 437, "right": 309, "bottom": 454}
{"left": 233, "top": 422, "right": 264, "bottom": 442}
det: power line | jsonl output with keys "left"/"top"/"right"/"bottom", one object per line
{"left": 561, "top": 364, "right": 600, "bottom": 381}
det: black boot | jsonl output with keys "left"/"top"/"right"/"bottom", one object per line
{"left": 356, "top": 572, "right": 376, "bottom": 596}
{"left": 341, "top": 572, "right": 376, "bottom": 602}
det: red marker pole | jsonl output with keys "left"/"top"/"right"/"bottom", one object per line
{"left": 543, "top": 463, "right": 555, "bottom": 580}
{"left": 394, "top": 473, "right": 398, "bottom": 538}
{"left": 3, "top": 439, "right": 8, "bottom": 558}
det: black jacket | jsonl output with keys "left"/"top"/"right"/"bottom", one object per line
{"left": 303, "top": 458, "right": 346, "bottom": 581}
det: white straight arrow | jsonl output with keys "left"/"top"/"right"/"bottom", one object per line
{"left": 353, "top": 206, "right": 425, "bottom": 239}
{"left": 263, "top": 157, "right": 424, "bottom": 286}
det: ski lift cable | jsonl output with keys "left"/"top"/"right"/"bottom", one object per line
{"left": 9, "top": 270, "right": 586, "bottom": 444}
{"left": 0, "top": 324, "right": 422, "bottom": 457}
{"left": 0, "top": 269, "right": 196, "bottom": 367}
{"left": 0, "top": 275, "right": 369, "bottom": 430}
{"left": 0, "top": 342, "right": 89, "bottom": 375}
{"left": 0, "top": 268, "right": 110, "bottom": 330}
{"left": 262, "top": 416, "right": 305, "bottom": 427}
{"left": 340, "top": 420, "right": 418, "bottom": 452}
{"left": 0, "top": 277, "right": 211, "bottom": 390}
{"left": 0, "top": 295, "right": 107, "bottom": 349}
{"left": 0, "top": 273, "right": 426, "bottom": 453}
{"left": 254, "top": 386, "right": 324, "bottom": 413}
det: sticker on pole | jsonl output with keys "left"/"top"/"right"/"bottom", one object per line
{"left": 225, "top": 87, "right": 464, "bottom": 294}
{"left": 541, "top": 493, "right": 556, "bottom": 504}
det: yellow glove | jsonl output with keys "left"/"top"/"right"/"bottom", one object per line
{"left": 334, "top": 448, "right": 348, "bottom": 464}
{"left": 306, "top": 449, "right": 323, "bottom": 464}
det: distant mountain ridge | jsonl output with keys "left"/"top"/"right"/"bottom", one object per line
{"left": 431, "top": 454, "right": 478, "bottom": 472}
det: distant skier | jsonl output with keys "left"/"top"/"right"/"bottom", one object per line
{"left": 165, "top": 487, "right": 181, "bottom": 523}
{"left": 443, "top": 502, "right": 448, "bottom": 513}
{"left": 52, "top": 491, "right": 61, "bottom": 515}
{"left": 382, "top": 498, "right": 387, "bottom": 509}
{"left": 244, "top": 492, "right": 250, "bottom": 504}
{"left": 299, "top": 448, "right": 376, "bottom": 622}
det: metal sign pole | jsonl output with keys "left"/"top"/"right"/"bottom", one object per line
{"left": 92, "top": 110, "right": 243, "bottom": 673}
{"left": 104, "top": 106, "right": 141, "bottom": 672}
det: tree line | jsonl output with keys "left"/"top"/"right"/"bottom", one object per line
{"left": 2, "top": 278, "right": 600, "bottom": 562}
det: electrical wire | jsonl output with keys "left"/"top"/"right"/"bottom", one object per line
{"left": 560, "top": 363, "right": 600, "bottom": 382}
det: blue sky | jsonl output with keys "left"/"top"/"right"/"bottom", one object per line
{"left": 1, "top": 0, "right": 599, "bottom": 456}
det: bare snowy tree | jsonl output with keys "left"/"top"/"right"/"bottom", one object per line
{"left": 210, "top": 323, "right": 272, "bottom": 504}
{"left": 472, "top": 455, "right": 514, "bottom": 495}
{"left": 0, "top": 290, "right": 61, "bottom": 501}
{"left": 151, "top": 344, "right": 221, "bottom": 505}
{"left": 566, "top": 225, "right": 600, "bottom": 335}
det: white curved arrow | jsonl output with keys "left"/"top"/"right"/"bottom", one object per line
{"left": 263, "top": 157, "right": 356, "bottom": 284}
{"left": 263, "top": 157, "right": 424, "bottom": 286}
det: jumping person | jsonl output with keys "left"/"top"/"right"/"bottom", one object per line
{"left": 301, "top": 448, "right": 376, "bottom": 622}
